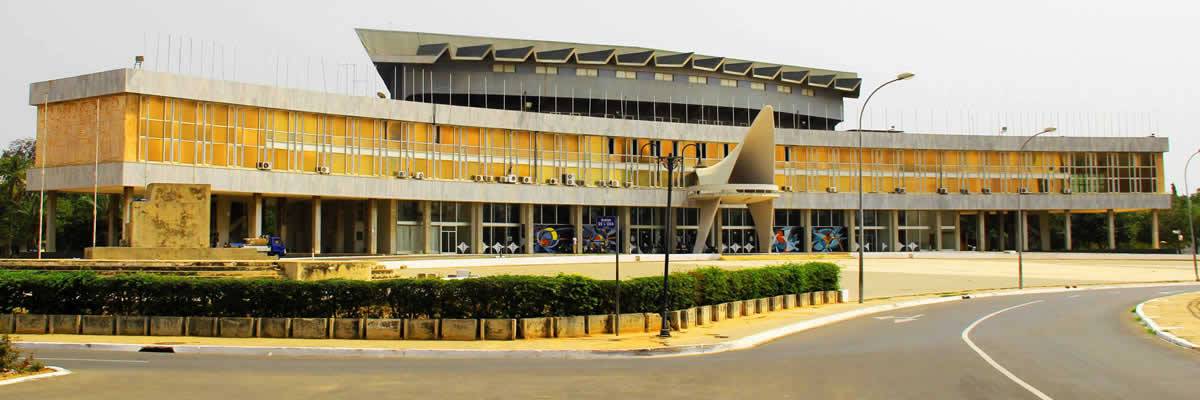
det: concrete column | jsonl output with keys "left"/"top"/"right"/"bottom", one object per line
{"left": 421, "top": 201, "right": 433, "bottom": 254}
{"left": 619, "top": 206, "right": 633, "bottom": 254}
{"left": 802, "top": 209, "right": 813, "bottom": 253}
{"left": 1151, "top": 209, "right": 1160, "bottom": 249}
{"left": 248, "top": 193, "right": 263, "bottom": 238}
{"left": 334, "top": 205, "right": 347, "bottom": 253}
{"left": 694, "top": 200, "right": 720, "bottom": 254}
{"left": 1064, "top": 210, "right": 1073, "bottom": 251}
{"left": 934, "top": 212, "right": 943, "bottom": 251}
{"left": 120, "top": 186, "right": 134, "bottom": 245}
{"left": 44, "top": 191, "right": 57, "bottom": 253}
{"left": 890, "top": 209, "right": 900, "bottom": 252}
{"left": 571, "top": 204, "right": 583, "bottom": 254}
{"left": 216, "top": 195, "right": 232, "bottom": 246}
{"left": 277, "top": 198, "right": 288, "bottom": 241}
{"left": 846, "top": 210, "right": 857, "bottom": 252}
{"left": 522, "top": 203, "right": 535, "bottom": 254}
{"left": 1107, "top": 209, "right": 1117, "bottom": 250}
{"left": 367, "top": 199, "right": 379, "bottom": 255}
{"left": 472, "top": 202, "right": 484, "bottom": 254}
{"left": 1019, "top": 211, "right": 1029, "bottom": 252}
{"left": 311, "top": 197, "right": 322, "bottom": 255}
{"left": 953, "top": 212, "right": 962, "bottom": 251}
{"left": 380, "top": 199, "right": 397, "bottom": 255}
{"left": 1039, "top": 212, "right": 1051, "bottom": 251}
{"left": 714, "top": 207, "right": 724, "bottom": 253}
{"left": 106, "top": 194, "right": 118, "bottom": 246}
{"left": 977, "top": 212, "right": 987, "bottom": 252}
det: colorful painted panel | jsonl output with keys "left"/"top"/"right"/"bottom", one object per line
{"left": 812, "top": 226, "right": 845, "bottom": 252}
{"left": 534, "top": 225, "right": 575, "bottom": 253}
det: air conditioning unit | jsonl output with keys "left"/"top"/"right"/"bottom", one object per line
{"left": 500, "top": 175, "right": 519, "bottom": 184}
{"left": 1061, "top": 188, "right": 1073, "bottom": 195}
{"left": 825, "top": 186, "right": 838, "bottom": 193}
{"left": 959, "top": 188, "right": 970, "bottom": 194}
{"left": 316, "top": 166, "right": 331, "bottom": 175}
{"left": 485, "top": 176, "right": 497, "bottom": 183}
{"left": 394, "top": 171, "right": 409, "bottom": 179}
{"left": 1018, "top": 187, "right": 1030, "bottom": 194}
{"left": 624, "top": 181, "right": 637, "bottom": 188}
{"left": 894, "top": 187, "right": 907, "bottom": 194}
{"left": 937, "top": 187, "right": 949, "bottom": 195}
{"left": 545, "top": 178, "right": 560, "bottom": 185}
{"left": 605, "top": 179, "right": 620, "bottom": 188}
{"left": 981, "top": 188, "right": 993, "bottom": 195}
{"left": 255, "top": 161, "right": 272, "bottom": 171}
{"left": 413, "top": 172, "right": 426, "bottom": 180}
{"left": 780, "top": 185, "right": 794, "bottom": 192}
{"left": 520, "top": 176, "right": 534, "bottom": 184}
{"left": 473, "top": 175, "right": 488, "bottom": 183}
{"left": 562, "top": 174, "right": 578, "bottom": 186}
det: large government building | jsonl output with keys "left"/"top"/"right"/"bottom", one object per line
{"left": 26, "top": 29, "right": 1169, "bottom": 256}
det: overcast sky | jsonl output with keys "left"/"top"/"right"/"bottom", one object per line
{"left": 3, "top": 0, "right": 1196, "bottom": 187}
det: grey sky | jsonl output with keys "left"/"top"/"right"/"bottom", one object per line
{"left": 3, "top": 0, "right": 1196, "bottom": 188}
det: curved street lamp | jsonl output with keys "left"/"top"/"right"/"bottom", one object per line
{"left": 856, "top": 72, "right": 914, "bottom": 304}
{"left": 638, "top": 141, "right": 701, "bottom": 337}
{"left": 1184, "top": 150, "right": 1200, "bottom": 281}
{"left": 1016, "top": 127, "right": 1057, "bottom": 289}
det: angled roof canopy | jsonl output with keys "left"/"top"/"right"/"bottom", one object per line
{"left": 751, "top": 66, "right": 781, "bottom": 79}
{"left": 493, "top": 46, "right": 533, "bottom": 62}
{"left": 534, "top": 48, "right": 575, "bottom": 63}
{"left": 780, "top": 70, "right": 810, "bottom": 84}
{"left": 576, "top": 49, "right": 615, "bottom": 64}
{"left": 615, "top": 50, "right": 655, "bottom": 66}
{"left": 807, "top": 74, "right": 836, "bottom": 88}
{"left": 691, "top": 56, "right": 725, "bottom": 71}
{"left": 833, "top": 78, "right": 863, "bottom": 92}
{"left": 452, "top": 44, "right": 493, "bottom": 60}
{"left": 654, "top": 52, "right": 693, "bottom": 67}
{"left": 722, "top": 61, "right": 753, "bottom": 76}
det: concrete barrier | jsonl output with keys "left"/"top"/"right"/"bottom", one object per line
{"left": 0, "top": 314, "right": 12, "bottom": 333}
{"left": 771, "top": 295, "right": 786, "bottom": 311}
{"left": 812, "top": 291, "right": 825, "bottom": 305}
{"left": 149, "top": 316, "right": 184, "bottom": 336}
{"left": 187, "top": 317, "right": 218, "bottom": 337}
{"left": 291, "top": 318, "right": 329, "bottom": 339}
{"left": 667, "top": 310, "right": 683, "bottom": 331}
{"left": 711, "top": 304, "right": 726, "bottom": 322}
{"left": 332, "top": 318, "right": 362, "bottom": 339}
{"left": 555, "top": 316, "right": 587, "bottom": 338}
{"left": 615, "top": 313, "right": 647, "bottom": 334}
{"left": 219, "top": 317, "right": 256, "bottom": 338}
{"left": 586, "top": 315, "right": 611, "bottom": 335}
{"left": 727, "top": 301, "right": 743, "bottom": 319}
{"left": 49, "top": 315, "right": 80, "bottom": 334}
{"left": 404, "top": 319, "right": 438, "bottom": 340}
{"left": 696, "top": 306, "right": 709, "bottom": 326}
{"left": 440, "top": 319, "right": 479, "bottom": 341}
{"left": 364, "top": 319, "right": 403, "bottom": 340}
{"left": 756, "top": 298, "right": 769, "bottom": 314}
{"left": 799, "top": 292, "right": 813, "bottom": 307}
{"left": 81, "top": 315, "right": 115, "bottom": 335}
{"left": 14, "top": 314, "right": 48, "bottom": 334}
{"left": 827, "top": 290, "right": 841, "bottom": 303}
{"left": 646, "top": 313, "right": 664, "bottom": 333}
{"left": 259, "top": 318, "right": 291, "bottom": 338}
{"left": 115, "top": 316, "right": 148, "bottom": 336}
{"left": 784, "top": 294, "right": 796, "bottom": 309}
{"left": 483, "top": 319, "right": 517, "bottom": 340}
{"left": 519, "top": 317, "right": 554, "bottom": 339}
{"left": 744, "top": 299, "right": 760, "bottom": 316}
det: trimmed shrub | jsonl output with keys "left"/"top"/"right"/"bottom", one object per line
{"left": 0, "top": 262, "right": 838, "bottom": 319}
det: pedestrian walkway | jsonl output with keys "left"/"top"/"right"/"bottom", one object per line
{"left": 1139, "top": 290, "right": 1200, "bottom": 347}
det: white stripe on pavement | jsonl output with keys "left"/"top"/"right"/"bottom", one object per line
{"left": 39, "top": 357, "right": 149, "bottom": 364}
{"left": 961, "top": 300, "right": 1053, "bottom": 400}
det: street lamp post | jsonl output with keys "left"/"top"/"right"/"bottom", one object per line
{"left": 856, "top": 72, "right": 914, "bottom": 304}
{"left": 1184, "top": 150, "right": 1200, "bottom": 281}
{"left": 1016, "top": 127, "right": 1057, "bottom": 289}
{"left": 639, "top": 142, "right": 699, "bottom": 337}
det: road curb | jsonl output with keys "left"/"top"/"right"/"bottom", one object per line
{"left": 16, "top": 281, "right": 1199, "bottom": 360}
{"left": 0, "top": 366, "right": 71, "bottom": 386}
{"left": 1135, "top": 295, "right": 1199, "bottom": 350}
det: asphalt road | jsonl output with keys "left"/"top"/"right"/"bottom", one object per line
{"left": 6, "top": 285, "right": 1199, "bottom": 399}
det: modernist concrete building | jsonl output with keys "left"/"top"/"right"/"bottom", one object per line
{"left": 26, "top": 29, "right": 1169, "bottom": 256}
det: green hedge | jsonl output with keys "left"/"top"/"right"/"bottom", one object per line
{"left": 0, "top": 262, "right": 838, "bottom": 319}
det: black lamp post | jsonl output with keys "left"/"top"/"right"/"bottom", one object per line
{"left": 639, "top": 141, "right": 699, "bottom": 338}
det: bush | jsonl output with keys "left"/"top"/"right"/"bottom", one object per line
{"left": 1, "top": 334, "right": 44, "bottom": 374}
{"left": 0, "top": 262, "right": 839, "bottom": 319}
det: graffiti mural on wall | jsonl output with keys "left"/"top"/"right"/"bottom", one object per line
{"left": 581, "top": 225, "right": 617, "bottom": 253}
{"left": 772, "top": 226, "right": 804, "bottom": 252}
{"left": 812, "top": 226, "right": 845, "bottom": 252}
{"left": 534, "top": 225, "right": 575, "bottom": 253}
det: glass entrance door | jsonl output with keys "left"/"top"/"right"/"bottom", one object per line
{"left": 440, "top": 228, "right": 460, "bottom": 254}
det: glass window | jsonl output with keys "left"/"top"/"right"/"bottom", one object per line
{"left": 800, "top": 88, "right": 815, "bottom": 97}
{"left": 535, "top": 66, "right": 558, "bottom": 75}
{"left": 688, "top": 75, "right": 708, "bottom": 85}
{"left": 776, "top": 85, "right": 792, "bottom": 94}
{"left": 720, "top": 78, "right": 737, "bottom": 87}
{"left": 616, "top": 70, "right": 637, "bottom": 80}
{"left": 492, "top": 64, "right": 516, "bottom": 73}
{"left": 576, "top": 68, "right": 598, "bottom": 77}
{"left": 750, "top": 82, "right": 765, "bottom": 90}
{"left": 654, "top": 72, "right": 673, "bottom": 81}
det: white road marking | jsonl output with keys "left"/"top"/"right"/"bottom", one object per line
{"left": 1159, "top": 290, "right": 1181, "bottom": 295}
{"left": 961, "top": 300, "right": 1053, "bottom": 400}
{"left": 1067, "top": 295, "right": 1081, "bottom": 298}
{"left": 873, "top": 314, "right": 924, "bottom": 323}
{"left": 39, "top": 357, "right": 149, "bottom": 364}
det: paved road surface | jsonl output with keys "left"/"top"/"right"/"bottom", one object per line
{"left": 7, "top": 285, "right": 1199, "bottom": 399}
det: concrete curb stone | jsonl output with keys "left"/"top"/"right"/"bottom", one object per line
{"left": 1136, "top": 298, "right": 1199, "bottom": 350}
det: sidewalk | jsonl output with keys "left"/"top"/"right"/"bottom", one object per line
{"left": 1138, "top": 289, "right": 1200, "bottom": 349}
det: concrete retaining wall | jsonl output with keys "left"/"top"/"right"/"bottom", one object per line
{"left": 555, "top": 316, "right": 587, "bottom": 338}
{"left": 586, "top": 315, "right": 611, "bottom": 335}
{"left": 519, "top": 317, "right": 554, "bottom": 339}
{"left": 187, "top": 317, "right": 218, "bottom": 337}
{"left": 81, "top": 315, "right": 115, "bottom": 335}
{"left": 14, "top": 314, "right": 48, "bottom": 334}
{"left": 219, "top": 317, "right": 255, "bottom": 338}
{"left": 365, "top": 319, "right": 403, "bottom": 340}
{"left": 332, "top": 318, "right": 362, "bottom": 339}
{"left": 615, "top": 313, "right": 646, "bottom": 334}
{"left": 259, "top": 318, "right": 291, "bottom": 338}
{"left": 49, "top": 315, "right": 81, "bottom": 334}
{"left": 291, "top": 318, "right": 329, "bottom": 339}
{"left": 440, "top": 319, "right": 478, "bottom": 341}
{"left": 117, "top": 316, "right": 149, "bottom": 336}
{"left": 404, "top": 319, "right": 439, "bottom": 340}
{"left": 483, "top": 319, "right": 517, "bottom": 340}
{"left": 0, "top": 314, "right": 12, "bottom": 334}
{"left": 149, "top": 317, "right": 185, "bottom": 336}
